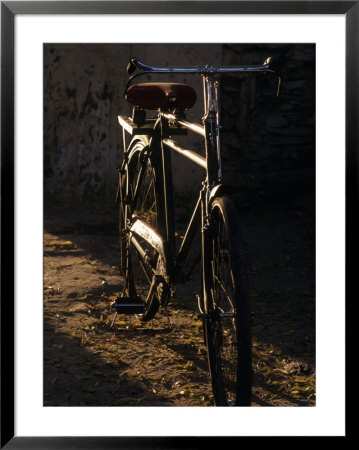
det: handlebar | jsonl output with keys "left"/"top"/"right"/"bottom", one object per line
{"left": 128, "top": 56, "right": 273, "bottom": 75}
{"left": 125, "top": 57, "right": 282, "bottom": 96}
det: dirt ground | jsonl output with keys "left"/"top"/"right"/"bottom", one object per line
{"left": 44, "top": 193, "right": 315, "bottom": 407}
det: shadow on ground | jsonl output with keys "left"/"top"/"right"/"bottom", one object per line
{"left": 44, "top": 187, "right": 315, "bottom": 406}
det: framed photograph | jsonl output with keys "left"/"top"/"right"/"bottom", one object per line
{"left": 1, "top": 1, "right": 352, "bottom": 447}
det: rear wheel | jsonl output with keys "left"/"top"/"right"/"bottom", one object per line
{"left": 121, "top": 138, "right": 164, "bottom": 321}
{"left": 118, "top": 167, "right": 127, "bottom": 275}
{"left": 204, "top": 195, "right": 252, "bottom": 406}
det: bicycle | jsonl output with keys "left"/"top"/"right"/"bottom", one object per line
{"left": 112, "top": 56, "right": 281, "bottom": 406}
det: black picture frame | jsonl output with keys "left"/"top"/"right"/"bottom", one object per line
{"left": 1, "top": 1, "right": 352, "bottom": 447}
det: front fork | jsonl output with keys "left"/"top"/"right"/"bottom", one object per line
{"left": 200, "top": 184, "right": 213, "bottom": 316}
{"left": 199, "top": 185, "right": 231, "bottom": 340}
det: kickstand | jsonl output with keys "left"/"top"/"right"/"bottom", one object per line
{"left": 110, "top": 312, "right": 118, "bottom": 328}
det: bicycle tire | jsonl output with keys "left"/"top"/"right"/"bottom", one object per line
{"left": 204, "top": 195, "right": 252, "bottom": 406}
{"left": 118, "top": 166, "right": 127, "bottom": 275}
{"left": 121, "top": 137, "right": 164, "bottom": 321}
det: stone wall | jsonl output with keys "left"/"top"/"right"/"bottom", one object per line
{"left": 220, "top": 44, "right": 315, "bottom": 206}
{"left": 44, "top": 43, "right": 315, "bottom": 210}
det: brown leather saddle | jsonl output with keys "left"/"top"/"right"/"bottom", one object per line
{"left": 125, "top": 82, "right": 197, "bottom": 111}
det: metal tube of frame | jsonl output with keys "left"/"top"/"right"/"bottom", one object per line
{"left": 202, "top": 75, "right": 219, "bottom": 185}
{"left": 176, "top": 195, "right": 201, "bottom": 268}
{"left": 161, "top": 113, "right": 205, "bottom": 137}
{"left": 203, "top": 75, "right": 209, "bottom": 117}
{"left": 214, "top": 81, "right": 223, "bottom": 182}
{"left": 159, "top": 118, "right": 176, "bottom": 252}
{"left": 163, "top": 139, "right": 206, "bottom": 169}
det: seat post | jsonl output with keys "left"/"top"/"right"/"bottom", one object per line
{"left": 131, "top": 107, "right": 146, "bottom": 126}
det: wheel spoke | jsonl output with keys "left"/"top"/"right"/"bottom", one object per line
{"left": 212, "top": 209, "right": 238, "bottom": 404}
{"left": 213, "top": 274, "right": 234, "bottom": 310}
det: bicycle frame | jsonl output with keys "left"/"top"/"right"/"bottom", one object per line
{"left": 118, "top": 57, "right": 280, "bottom": 290}
{"left": 119, "top": 76, "right": 222, "bottom": 285}
{"left": 161, "top": 74, "right": 223, "bottom": 280}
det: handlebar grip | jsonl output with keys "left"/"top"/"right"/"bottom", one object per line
{"left": 127, "top": 58, "right": 138, "bottom": 75}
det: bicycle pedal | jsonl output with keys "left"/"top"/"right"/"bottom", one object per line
{"left": 111, "top": 297, "right": 146, "bottom": 314}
